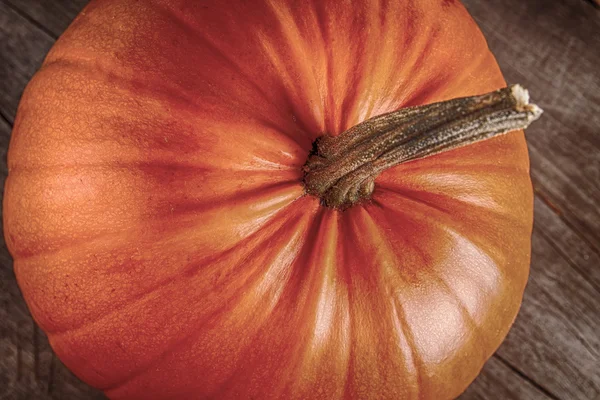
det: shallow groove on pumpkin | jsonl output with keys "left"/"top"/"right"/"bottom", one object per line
{"left": 43, "top": 53, "right": 314, "bottom": 153}
{"left": 361, "top": 202, "right": 517, "bottom": 398}
{"left": 11, "top": 180, "right": 303, "bottom": 265}
{"left": 149, "top": 0, "right": 320, "bottom": 143}
{"left": 347, "top": 207, "right": 424, "bottom": 398}
{"left": 43, "top": 196, "right": 309, "bottom": 337}
{"left": 370, "top": 193, "right": 513, "bottom": 294}
{"left": 205, "top": 215, "right": 333, "bottom": 398}
{"left": 376, "top": 184, "right": 524, "bottom": 226}
{"left": 100, "top": 202, "right": 317, "bottom": 397}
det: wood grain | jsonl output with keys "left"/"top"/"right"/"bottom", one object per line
{"left": 460, "top": 357, "right": 553, "bottom": 400}
{"left": 461, "top": 2, "right": 600, "bottom": 396}
{"left": 533, "top": 195, "right": 600, "bottom": 295}
{"left": 3, "top": 0, "right": 88, "bottom": 39}
{"left": 1, "top": 0, "right": 599, "bottom": 399}
{"left": 0, "top": 1, "right": 53, "bottom": 124}
{"left": 494, "top": 225, "right": 600, "bottom": 399}
{"left": 462, "top": 0, "right": 600, "bottom": 258}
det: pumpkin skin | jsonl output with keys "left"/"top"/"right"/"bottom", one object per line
{"left": 3, "top": 0, "right": 534, "bottom": 398}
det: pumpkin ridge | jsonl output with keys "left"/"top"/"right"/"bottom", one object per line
{"left": 10, "top": 179, "right": 301, "bottom": 264}
{"left": 360, "top": 204, "right": 501, "bottom": 399}
{"left": 94, "top": 202, "right": 315, "bottom": 395}
{"left": 388, "top": 8, "right": 434, "bottom": 108}
{"left": 151, "top": 0, "right": 321, "bottom": 142}
{"left": 362, "top": 206, "right": 423, "bottom": 398}
{"left": 432, "top": 271, "right": 489, "bottom": 357}
{"left": 45, "top": 195, "right": 308, "bottom": 338}
{"left": 260, "top": 0, "right": 327, "bottom": 130}
{"left": 281, "top": 210, "right": 353, "bottom": 399}
{"left": 422, "top": 48, "right": 493, "bottom": 107}
{"left": 369, "top": 193, "right": 528, "bottom": 351}
{"left": 343, "top": 207, "right": 424, "bottom": 398}
{"left": 373, "top": 189, "right": 512, "bottom": 273}
{"left": 390, "top": 296, "right": 422, "bottom": 400}
{"left": 104, "top": 203, "right": 316, "bottom": 398}
{"left": 45, "top": 31, "right": 315, "bottom": 155}
{"left": 41, "top": 57, "right": 197, "bottom": 112}
{"left": 343, "top": 0, "right": 382, "bottom": 127}
{"left": 204, "top": 209, "right": 334, "bottom": 399}
{"left": 46, "top": 53, "right": 313, "bottom": 154}
{"left": 375, "top": 185, "right": 524, "bottom": 226}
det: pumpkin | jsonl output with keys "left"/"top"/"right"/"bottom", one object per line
{"left": 3, "top": 0, "right": 541, "bottom": 399}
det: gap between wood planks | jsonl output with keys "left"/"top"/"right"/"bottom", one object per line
{"left": 494, "top": 355, "right": 560, "bottom": 400}
{"left": 533, "top": 180, "right": 600, "bottom": 296}
{"left": 0, "top": 110, "right": 11, "bottom": 128}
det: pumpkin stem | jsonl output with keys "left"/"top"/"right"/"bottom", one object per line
{"left": 303, "top": 84, "right": 543, "bottom": 209}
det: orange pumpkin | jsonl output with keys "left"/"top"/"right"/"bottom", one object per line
{"left": 4, "top": 0, "right": 537, "bottom": 399}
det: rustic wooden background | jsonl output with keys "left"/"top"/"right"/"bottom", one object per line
{"left": 1, "top": 0, "right": 599, "bottom": 399}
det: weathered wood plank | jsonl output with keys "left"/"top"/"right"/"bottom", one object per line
{"left": 2, "top": 0, "right": 89, "bottom": 39}
{"left": 494, "top": 224, "right": 600, "bottom": 399}
{"left": 460, "top": 356, "right": 553, "bottom": 400}
{"left": 461, "top": 189, "right": 600, "bottom": 399}
{"left": 0, "top": 117, "right": 105, "bottom": 399}
{"left": 462, "top": 1, "right": 600, "bottom": 388}
{"left": 533, "top": 195, "right": 600, "bottom": 294}
{"left": 462, "top": 0, "right": 600, "bottom": 253}
{"left": 0, "top": 1, "right": 54, "bottom": 123}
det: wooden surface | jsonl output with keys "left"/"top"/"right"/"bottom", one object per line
{"left": 0, "top": 0, "right": 598, "bottom": 399}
